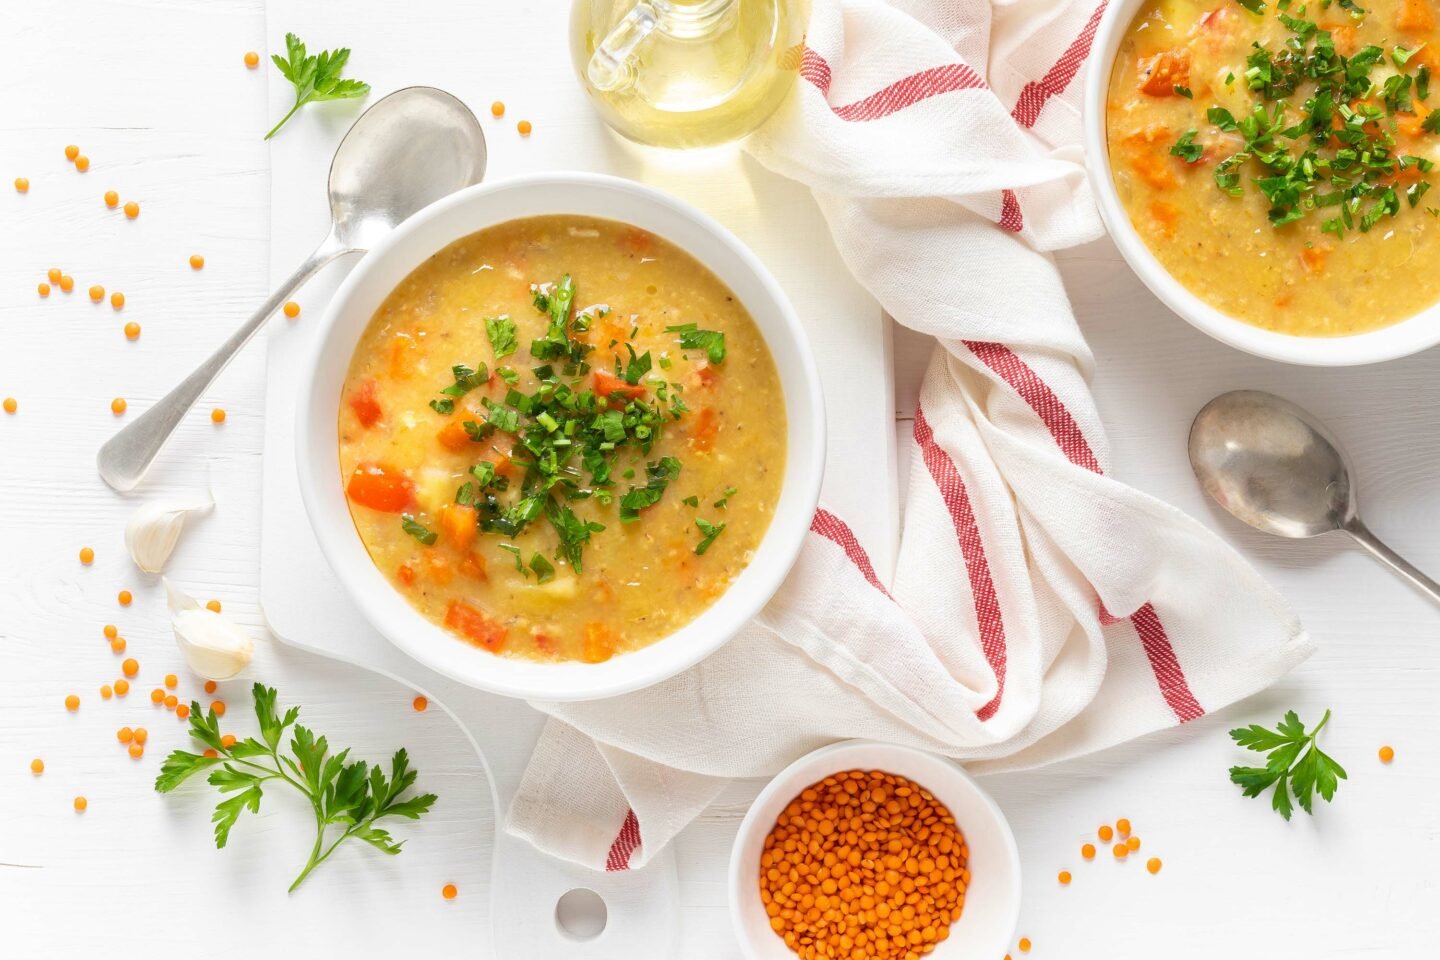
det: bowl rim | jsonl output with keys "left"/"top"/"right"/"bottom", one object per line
{"left": 1082, "top": 0, "right": 1440, "bottom": 367}
{"left": 727, "top": 740, "right": 1022, "bottom": 960}
{"left": 294, "top": 171, "right": 826, "bottom": 701}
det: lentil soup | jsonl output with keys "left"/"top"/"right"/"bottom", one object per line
{"left": 1106, "top": 0, "right": 1440, "bottom": 335}
{"left": 339, "top": 215, "right": 785, "bottom": 663}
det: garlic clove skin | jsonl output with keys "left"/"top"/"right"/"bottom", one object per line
{"left": 125, "top": 497, "right": 213, "bottom": 574}
{"left": 166, "top": 578, "right": 254, "bottom": 681}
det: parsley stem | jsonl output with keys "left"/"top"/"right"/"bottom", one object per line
{"left": 264, "top": 99, "right": 304, "bottom": 141}
{"left": 1309, "top": 708, "right": 1332, "bottom": 738}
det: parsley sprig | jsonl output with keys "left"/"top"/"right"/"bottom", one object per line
{"left": 155, "top": 684, "right": 436, "bottom": 891}
{"left": 1228, "top": 708, "right": 1346, "bottom": 820}
{"left": 265, "top": 33, "right": 371, "bottom": 140}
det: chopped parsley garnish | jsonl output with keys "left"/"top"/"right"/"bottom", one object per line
{"left": 485, "top": 316, "right": 518, "bottom": 358}
{"left": 430, "top": 363, "right": 489, "bottom": 415}
{"left": 400, "top": 514, "right": 437, "bottom": 545}
{"left": 682, "top": 495, "right": 700, "bottom": 508}
{"left": 1170, "top": 129, "right": 1205, "bottom": 163}
{"left": 619, "top": 457, "right": 681, "bottom": 522}
{"left": 529, "top": 553, "right": 556, "bottom": 583}
{"left": 694, "top": 517, "right": 726, "bottom": 555}
{"left": 665, "top": 323, "right": 726, "bottom": 365}
{"left": 1174, "top": 84, "right": 1193, "bottom": 98}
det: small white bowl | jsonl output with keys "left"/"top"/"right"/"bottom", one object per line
{"left": 295, "top": 173, "right": 825, "bottom": 701}
{"left": 729, "top": 741, "right": 1021, "bottom": 960}
{"left": 1083, "top": 0, "right": 1440, "bottom": 366}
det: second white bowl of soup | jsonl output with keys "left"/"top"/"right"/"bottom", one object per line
{"left": 296, "top": 174, "right": 825, "bottom": 701}
{"left": 1086, "top": 0, "right": 1440, "bottom": 364}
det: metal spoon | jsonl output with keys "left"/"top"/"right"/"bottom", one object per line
{"left": 97, "top": 86, "right": 487, "bottom": 492}
{"left": 1189, "top": 389, "right": 1440, "bottom": 604}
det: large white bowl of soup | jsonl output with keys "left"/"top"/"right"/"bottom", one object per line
{"left": 296, "top": 173, "right": 825, "bottom": 701}
{"left": 1085, "top": 0, "right": 1440, "bottom": 364}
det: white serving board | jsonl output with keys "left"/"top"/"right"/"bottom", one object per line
{"left": 257, "top": 3, "right": 892, "bottom": 957}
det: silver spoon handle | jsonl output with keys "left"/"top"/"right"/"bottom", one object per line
{"left": 97, "top": 231, "right": 355, "bottom": 492}
{"left": 1344, "top": 518, "right": 1440, "bottom": 605}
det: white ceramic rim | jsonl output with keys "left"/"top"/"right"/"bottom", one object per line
{"left": 728, "top": 741, "right": 1022, "bottom": 960}
{"left": 296, "top": 172, "right": 826, "bottom": 702}
{"left": 1083, "top": 0, "right": 1440, "bottom": 366}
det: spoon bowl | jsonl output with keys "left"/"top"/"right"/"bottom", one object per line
{"left": 98, "top": 86, "right": 486, "bottom": 492}
{"left": 1189, "top": 389, "right": 1440, "bottom": 605}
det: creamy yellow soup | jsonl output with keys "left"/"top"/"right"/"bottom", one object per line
{"left": 1107, "top": 0, "right": 1440, "bottom": 335}
{"left": 339, "top": 216, "right": 786, "bottom": 663}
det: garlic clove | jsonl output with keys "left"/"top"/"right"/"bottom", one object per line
{"left": 165, "top": 578, "right": 254, "bottom": 681}
{"left": 125, "top": 496, "right": 213, "bottom": 574}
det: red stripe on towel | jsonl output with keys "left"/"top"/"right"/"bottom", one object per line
{"left": 960, "top": 340, "right": 1205, "bottom": 723}
{"left": 812, "top": 508, "right": 894, "bottom": 599}
{"left": 605, "top": 808, "right": 642, "bottom": 871}
{"left": 1010, "top": 1, "right": 1109, "bottom": 128}
{"left": 801, "top": 58, "right": 989, "bottom": 122}
{"left": 914, "top": 406, "right": 1007, "bottom": 721}
{"left": 999, "top": 190, "right": 1024, "bottom": 233}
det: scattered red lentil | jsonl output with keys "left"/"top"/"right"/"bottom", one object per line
{"left": 1115, "top": 817, "right": 1131, "bottom": 837}
{"left": 124, "top": 200, "right": 139, "bottom": 219}
{"left": 210, "top": 408, "right": 226, "bottom": 424}
{"left": 517, "top": 119, "right": 533, "bottom": 136}
{"left": 31, "top": 758, "right": 44, "bottom": 774}
{"left": 47, "top": 267, "right": 61, "bottom": 284}
{"left": 89, "top": 285, "right": 104, "bottom": 302}
{"left": 117, "top": 726, "right": 133, "bottom": 744}
{"left": 758, "top": 768, "right": 967, "bottom": 959}
{"left": 65, "top": 145, "right": 80, "bottom": 162}
{"left": 37, "top": 282, "right": 50, "bottom": 297}
{"left": 1113, "top": 843, "right": 1129, "bottom": 860}
{"left": 133, "top": 727, "right": 148, "bottom": 745}
{"left": 1097, "top": 824, "right": 1114, "bottom": 843}
{"left": 1019, "top": 938, "right": 1032, "bottom": 953}
{"left": 110, "top": 637, "right": 126, "bottom": 654}
{"left": 129, "top": 742, "right": 145, "bottom": 759}
{"left": 104, "top": 190, "right": 119, "bottom": 208}
{"left": 282, "top": 300, "right": 300, "bottom": 319}
{"left": 79, "top": 546, "right": 95, "bottom": 564}
{"left": 122, "top": 657, "right": 138, "bottom": 677}
{"left": 124, "top": 321, "right": 141, "bottom": 340}
{"left": 59, "top": 274, "right": 74, "bottom": 293}
{"left": 413, "top": 696, "right": 428, "bottom": 712}
{"left": 211, "top": 700, "right": 226, "bottom": 717}
{"left": 204, "top": 680, "right": 217, "bottom": 694}
{"left": 203, "top": 748, "right": 218, "bottom": 758}
{"left": 3, "top": 398, "right": 16, "bottom": 414}
{"left": 1081, "top": 842, "right": 1096, "bottom": 860}
{"left": 206, "top": 599, "right": 222, "bottom": 612}
{"left": 245, "top": 51, "right": 260, "bottom": 68}
{"left": 442, "top": 883, "right": 458, "bottom": 900}
{"left": 150, "top": 688, "right": 166, "bottom": 704}
{"left": 100, "top": 684, "right": 113, "bottom": 700}
{"left": 75, "top": 156, "right": 90, "bottom": 173}
{"left": 103, "top": 624, "right": 118, "bottom": 639}
{"left": 114, "top": 679, "right": 130, "bottom": 696}
{"left": 118, "top": 590, "right": 133, "bottom": 606}
{"left": 14, "top": 177, "right": 29, "bottom": 193}
{"left": 110, "top": 291, "right": 124, "bottom": 310}
{"left": 73, "top": 796, "right": 87, "bottom": 812}
{"left": 1146, "top": 857, "right": 1162, "bottom": 875}
{"left": 164, "top": 674, "right": 178, "bottom": 689}
{"left": 1126, "top": 835, "right": 1141, "bottom": 852}
{"left": 1380, "top": 745, "right": 1395, "bottom": 763}
{"left": 221, "top": 734, "right": 237, "bottom": 748}
{"left": 176, "top": 703, "right": 190, "bottom": 720}
{"left": 65, "top": 694, "right": 80, "bottom": 712}
{"left": 1058, "top": 870, "right": 1072, "bottom": 885}
{"left": 164, "top": 695, "right": 178, "bottom": 710}
{"left": 190, "top": 254, "right": 205, "bottom": 270}
{"left": 111, "top": 398, "right": 127, "bottom": 415}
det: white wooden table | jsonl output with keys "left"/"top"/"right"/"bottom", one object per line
{"left": 5, "top": 2, "right": 1440, "bottom": 956}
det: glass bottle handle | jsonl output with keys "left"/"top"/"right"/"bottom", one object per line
{"left": 587, "top": 1, "right": 658, "bottom": 92}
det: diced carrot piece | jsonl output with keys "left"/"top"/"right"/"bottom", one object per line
{"left": 440, "top": 504, "right": 478, "bottom": 549}
{"left": 581, "top": 622, "right": 618, "bottom": 663}
{"left": 618, "top": 227, "right": 653, "bottom": 255}
{"left": 593, "top": 369, "right": 646, "bottom": 400}
{"left": 427, "top": 554, "right": 453, "bottom": 585}
{"left": 1399, "top": 103, "right": 1430, "bottom": 139}
{"left": 437, "top": 419, "right": 472, "bottom": 451}
{"left": 1128, "top": 150, "right": 1178, "bottom": 189}
{"left": 1329, "top": 22, "right": 1359, "bottom": 54}
{"left": 346, "top": 463, "right": 414, "bottom": 513}
{"left": 389, "top": 335, "right": 419, "bottom": 379}
{"left": 690, "top": 407, "right": 720, "bottom": 452}
{"left": 459, "top": 554, "right": 488, "bottom": 581}
{"left": 397, "top": 563, "right": 416, "bottom": 586}
{"left": 1400, "top": 0, "right": 1435, "bottom": 32}
{"left": 533, "top": 633, "right": 556, "bottom": 656}
{"left": 348, "top": 378, "right": 382, "bottom": 428}
{"left": 1137, "top": 50, "right": 1190, "bottom": 96}
{"left": 1300, "top": 245, "right": 1329, "bottom": 273}
{"left": 1150, "top": 201, "right": 1180, "bottom": 238}
{"left": 692, "top": 363, "right": 719, "bottom": 389}
{"left": 444, "top": 600, "right": 507, "bottom": 652}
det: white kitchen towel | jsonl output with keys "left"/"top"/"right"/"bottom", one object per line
{"left": 509, "top": 0, "right": 1313, "bottom": 870}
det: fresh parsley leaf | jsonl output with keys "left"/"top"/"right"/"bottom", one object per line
{"left": 1424, "top": 110, "right": 1440, "bottom": 133}
{"left": 400, "top": 514, "right": 437, "bottom": 546}
{"left": 665, "top": 323, "right": 727, "bottom": 364}
{"left": 265, "top": 33, "right": 371, "bottom": 140}
{"left": 498, "top": 543, "right": 525, "bottom": 573}
{"left": 155, "top": 684, "right": 435, "bottom": 891}
{"left": 619, "top": 457, "right": 681, "bottom": 522}
{"left": 486, "top": 316, "right": 518, "bottom": 359}
{"left": 1228, "top": 709, "right": 1346, "bottom": 820}
{"left": 1235, "top": 0, "right": 1266, "bottom": 13}
{"left": 1170, "top": 130, "right": 1205, "bottom": 163}
{"left": 1174, "top": 84, "right": 1194, "bottom": 98}
{"left": 1207, "top": 106, "right": 1239, "bottom": 131}
{"left": 529, "top": 552, "right": 556, "bottom": 583}
{"left": 694, "top": 517, "right": 726, "bottom": 555}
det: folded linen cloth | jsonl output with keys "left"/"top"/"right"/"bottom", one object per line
{"left": 508, "top": 0, "right": 1313, "bottom": 870}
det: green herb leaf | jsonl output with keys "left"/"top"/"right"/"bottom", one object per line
{"left": 400, "top": 514, "right": 437, "bottom": 546}
{"left": 1174, "top": 84, "right": 1194, "bottom": 98}
{"left": 1227, "top": 709, "right": 1345, "bottom": 820}
{"left": 694, "top": 517, "right": 727, "bottom": 555}
{"left": 529, "top": 552, "right": 556, "bottom": 583}
{"left": 265, "top": 33, "right": 370, "bottom": 140}
{"left": 665, "top": 323, "right": 727, "bottom": 365}
{"left": 486, "top": 316, "right": 518, "bottom": 359}
{"left": 1170, "top": 130, "right": 1205, "bottom": 163}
